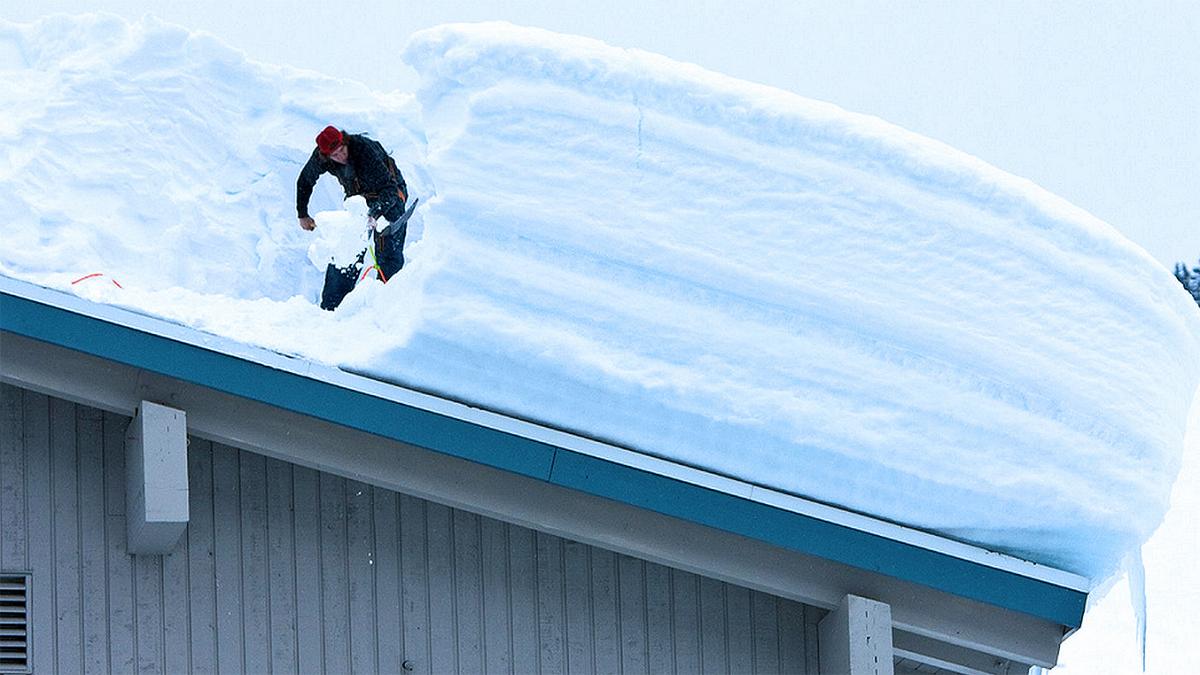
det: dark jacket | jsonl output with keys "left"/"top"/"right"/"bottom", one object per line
{"left": 296, "top": 132, "right": 407, "bottom": 220}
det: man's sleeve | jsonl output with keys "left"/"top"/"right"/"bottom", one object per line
{"left": 363, "top": 138, "right": 404, "bottom": 219}
{"left": 296, "top": 150, "right": 325, "bottom": 218}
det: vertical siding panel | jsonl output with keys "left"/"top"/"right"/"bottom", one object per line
{"left": 212, "top": 443, "right": 245, "bottom": 672}
{"left": 373, "top": 488, "right": 402, "bottom": 673}
{"left": 400, "top": 495, "right": 432, "bottom": 675}
{"left": 162, "top": 532, "right": 191, "bottom": 673}
{"left": 320, "top": 472, "right": 350, "bottom": 672}
{"left": 24, "top": 391, "right": 54, "bottom": 674}
{"left": 0, "top": 384, "right": 26, "bottom": 570}
{"left": 0, "top": 387, "right": 8, "bottom": 567}
{"left": 266, "top": 457, "right": 298, "bottom": 673}
{"left": 778, "top": 598, "right": 806, "bottom": 674}
{"left": 699, "top": 576, "right": 727, "bottom": 674}
{"left": 804, "top": 606, "right": 824, "bottom": 675}
{"left": 725, "top": 584, "right": 753, "bottom": 675}
{"left": 240, "top": 451, "right": 271, "bottom": 673}
{"left": 103, "top": 409, "right": 136, "bottom": 674}
{"left": 48, "top": 398, "right": 82, "bottom": 671}
{"left": 617, "top": 555, "right": 648, "bottom": 674}
{"left": 644, "top": 561, "right": 673, "bottom": 675}
{"left": 671, "top": 569, "right": 701, "bottom": 674}
{"left": 101, "top": 408, "right": 126, "bottom": 509}
{"left": 508, "top": 526, "right": 538, "bottom": 673}
{"left": 591, "top": 548, "right": 619, "bottom": 675}
{"left": 186, "top": 439, "right": 218, "bottom": 672}
{"left": 77, "top": 406, "right": 109, "bottom": 673}
{"left": 133, "top": 553, "right": 164, "bottom": 673}
{"left": 398, "top": 492, "right": 432, "bottom": 667}
{"left": 751, "top": 591, "right": 780, "bottom": 674}
{"left": 563, "top": 538, "right": 592, "bottom": 675}
{"left": 481, "top": 517, "right": 511, "bottom": 674}
{"left": 453, "top": 509, "right": 484, "bottom": 673}
{"left": 347, "top": 481, "right": 378, "bottom": 673}
{"left": 293, "top": 466, "right": 324, "bottom": 673}
{"left": 535, "top": 532, "right": 565, "bottom": 675}
{"left": 425, "top": 502, "right": 456, "bottom": 674}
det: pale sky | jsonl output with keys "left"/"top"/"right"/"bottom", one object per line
{"left": 6, "top": 0, "right": 1198, "bottom": 269}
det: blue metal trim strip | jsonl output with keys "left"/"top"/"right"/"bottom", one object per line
{"left": 549, "top": 451, "right": 1086, "bottom": 628}
{"left": 0, "top": 288, "right": 1086, "bottom": 628}
{"left": 0, "top": 292, "right": 556, "bottom": 480}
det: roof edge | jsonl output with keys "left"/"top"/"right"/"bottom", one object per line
{"left": 0, "top": 275, "right": 1088, "bottom": 627}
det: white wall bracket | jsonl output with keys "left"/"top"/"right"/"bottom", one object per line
{"left": 125, "top": 400, "right": 189, "bottom": 554}
{"left": 820, "top": 594, "right": 895, "bottom": 675}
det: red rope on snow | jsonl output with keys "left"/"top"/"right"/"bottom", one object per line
{"left": 71, "top": 272, "right": 124, "bottom": 288}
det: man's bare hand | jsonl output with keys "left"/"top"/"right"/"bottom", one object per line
{"left": 299, "top": 216, "right": 316, "bottom": 231}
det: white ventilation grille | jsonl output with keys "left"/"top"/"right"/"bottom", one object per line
{"left": 0, "top": 574, "right": 29, "bottom": 674}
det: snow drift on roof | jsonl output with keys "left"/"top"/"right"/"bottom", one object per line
{"left": 2, "top": 15, "right": 1198, "bottom": 584}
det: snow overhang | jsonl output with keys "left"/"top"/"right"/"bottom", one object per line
{"left": 0, "top": 276, "right": 1088, "bottom": 640}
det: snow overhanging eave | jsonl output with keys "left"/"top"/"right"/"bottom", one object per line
{"left": 0, "top": 276, "right": 1088, "bottom": 631}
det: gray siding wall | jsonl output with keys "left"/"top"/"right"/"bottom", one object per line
{"left": 0, "top": 384, "right": 820, "bottom": 674}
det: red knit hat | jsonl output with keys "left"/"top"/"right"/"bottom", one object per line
{"left": 316, "top": 125, "right": 343, "bottom": 155}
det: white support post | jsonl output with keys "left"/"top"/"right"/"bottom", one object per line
{"left": 819, "top": 594, "right": 895, "bottom": 675}
{"left": 126, "top": 400, "right": 189, "bottom": 554}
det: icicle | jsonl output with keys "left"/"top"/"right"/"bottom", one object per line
{"left": 1127, "top": 548, "right": 1148, "bottom": 671}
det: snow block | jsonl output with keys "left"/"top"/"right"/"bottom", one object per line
{"left": 399, "top": 23, "right": 1200, "bottom": 583}
{"left": 125, "top": 400, "right": 189, "bottom": 555}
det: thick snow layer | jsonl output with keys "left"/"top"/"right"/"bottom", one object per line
{"left": 2, "top": 15, "right": 1198, "bottom": 587}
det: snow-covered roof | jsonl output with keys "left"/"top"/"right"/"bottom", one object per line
{"left": 1, "top": 14, "right": 1198, "bottom": 590}
{"left": 0, "top": 275, "right": 1089, "bottom": 637}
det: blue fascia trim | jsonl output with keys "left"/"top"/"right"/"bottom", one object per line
{"left": 0, "top": 292, "right": 556, "bottom": 479}
{"left": 550, "top": 451, "right": 1085, "bottom": 628}
{"left": 0, "top": 289, "right": 1086, "bottom": 629}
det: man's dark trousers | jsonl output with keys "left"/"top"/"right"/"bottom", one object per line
{"left": 319, "top": 200, "right": 408, "bottom": 311}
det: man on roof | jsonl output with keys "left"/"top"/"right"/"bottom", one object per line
{"left": 297, "top": 125, "right": 410, "bottom": 310}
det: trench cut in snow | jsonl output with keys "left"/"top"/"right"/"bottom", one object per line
{"left": 1, "top": 15, "right": 1198, "bottom": 586}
